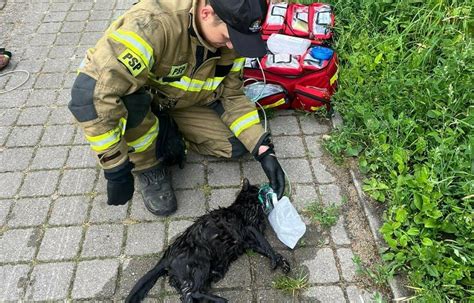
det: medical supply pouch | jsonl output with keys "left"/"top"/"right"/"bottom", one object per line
{"left": 244, "top": 82, "right": 291, "bottom": 110}
{"left": 261, "top": 54, "right": 303, "bottom": 76}
{"left": 284, "top": 4, "right": 310, "bottom": 37}
{"left": 262, "top": 2, "right": 288, "bottom": 36}
{"left": 309, "top": 3, "right": 334, "bottom": 41}
{"left": 243, "top": 51, "right": 338, "bottom": 113}
{"left": 292, "top": 84, "right": 330, "bottom": 112}
{"left": 300, "top": 46, "right": 333, "bottom": 71}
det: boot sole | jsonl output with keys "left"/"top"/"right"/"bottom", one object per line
{"left": 143, "top": 201, "right": 177, "bottom": 217}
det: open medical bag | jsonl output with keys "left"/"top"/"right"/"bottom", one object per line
{"left": 244, "top": 2, "right": 337, "bottom": 113}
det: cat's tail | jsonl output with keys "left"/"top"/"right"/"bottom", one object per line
{"left": 126, "top": 257, "right": 168, "bottom": 303}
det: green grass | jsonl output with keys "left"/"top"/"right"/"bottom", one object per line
{"left": 303, "top": 202, "right": 340, "bottom": 228}
{"left": 310, "top": 0, "right": 474, "bottom": 301}
{"left": 272, "top": 270, "right": 309, "bottom": 297}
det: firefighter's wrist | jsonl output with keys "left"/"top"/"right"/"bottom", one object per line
{"left": 258, "top": 145, "right": 270, "bottom": 156}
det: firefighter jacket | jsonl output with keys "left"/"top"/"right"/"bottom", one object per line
{"left": 69, "top": 0, "right": 266, "bottom": 170}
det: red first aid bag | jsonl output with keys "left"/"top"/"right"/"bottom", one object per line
{"left": 262, "top": 2, "right": 288, "bottom": 36}
{"left": 309, "top": 3, "right": 334, "bottom": 41}
{"left": 292, "top": 85, "right": 330, "bottom": 112}
{"left": 244, "top": 51, "right": 338, "bottom": 112}
{"left": 261, "top": 54, "right": 303, "bottom": 76}
{"left": 284, "top": 4, "right": 310, "bottom": 37}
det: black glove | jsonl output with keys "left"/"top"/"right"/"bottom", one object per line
{"left": 154, "top": 111, "right": 186, "bottom": 169}
{"left": 103, "top": 161, "right": 135, "bottom": 206}
{"left": 257, "top": 145, "right": 285, "bottom": 199}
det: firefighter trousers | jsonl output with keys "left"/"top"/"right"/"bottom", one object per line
{"left": 127, "top": 103, "right": 248, "bottom": 171}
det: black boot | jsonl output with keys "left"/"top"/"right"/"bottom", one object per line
{"left": 136, "top": 164, "right": 177, "bottom": 216}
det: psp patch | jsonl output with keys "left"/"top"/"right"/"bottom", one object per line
{"left": 167, "top": 63, "right": 188, "bottom": 78}
{"left": 118, "top": 49, "right": 146, "bottom": 77}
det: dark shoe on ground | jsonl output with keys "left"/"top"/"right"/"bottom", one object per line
{"left": 136, "top": 164, "right": 177, "bottom": 216}
{"left": 0, "top": 48, "right": 11, "bottom": 71}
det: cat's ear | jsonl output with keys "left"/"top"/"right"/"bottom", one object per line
{"left": 242, "top": 178, "right": 250, "bottom": 191}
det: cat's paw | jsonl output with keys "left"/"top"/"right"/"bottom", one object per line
{"left": 277, "top": 255, "right": 291, "bottom": 274}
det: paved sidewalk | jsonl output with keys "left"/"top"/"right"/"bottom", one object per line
{"left": 1, "top": 1, "right": 381, "bottom": 302}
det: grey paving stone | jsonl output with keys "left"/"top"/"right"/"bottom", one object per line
{"left": 272, "top": 136, "right": 306, "bottom": 158}
{"left": 167, "top": 220, "right": 193, "bottom": 243}
{"left": 43, "top": 11, "right": 67, "bottom": 22}
{"left": 0, "top": 172, "right": 22, "bottom": 198}
{"left": 0, "top": 147, "right": 34, "bottom": 172}
{"left": 25, "top": 262, "right": 74, "bottom": 301}
{"left": 172, "top": 189, "right": 206, "bottom": 218}
{"left": 0, "top": 228, "right": 39, "bottom": 262}
{"left": 279, "top": 159, "right": 313, "bottom": 183}
{"left": 185, "top": 150, "right": 206, "bottom": 162}
{"left": 71, "top": 2, "right": 94, "bottom": 11}
{"left": 82, "top": 224, "right": 124, "bottom": 258}
{"left": 256, "top": 288, "right": 294, "bottom": 302}
{"left": 337, "top": 248, "right": 357, "bottom": 282}
{"left": 213, "top": 290, "right": 253, "bottom": 303}
{"left": 63, "top": 72, "right": 76, "bottom": 89}
{"left": 73, "top": 127, "right": 89, "bottom": 145}
{"left": 66, "top": 145, "right": 97, "bottom": 168}
{"left": 249, "top": 250, "right": 294, "bottom": 288}
{"left": 89, "top": 10, "right": 113, "bottom": 21}
{"left": 304, "top": 135, "right": 324, "bottom": 158}
{"left": 171, "top": 163, "right": 205, "bottom": 189}
{"left": 0, "top": 264, "right": 29, "bottom": 301}
{"left": 129, "top": 194, "right": 160, "bottom": 222}
{"left": 346, "top": 285, "right": 377, "bottom": 303}
{"left": 37, "top": 22, "right": 62, "bottom": 34}
{"left": 72, "top": 259, "right": 119, "bottom": 299}
{"left": 297, "top": 247, "right": 339, "bottom": 283}
{"left": 48, "top": 47, "right": 75, "bottom": 61}
{"left": 0, "top": 127, "right": 9, "bottom": 145}
{"left": 268, "top": 115, "right": 300, "bottom": 136}
{"left": 61, "top": 21, "right": 86, "bottom": 33}
{"left": 55, "top": 32, "right": 81, "bottom": 45}
{"left": 34, "top": 73, "right": 64, "bottom": 89}
{"left": 94, "top": 2, "right": 116, "bottom": 10}
{"left": 85, "top": 20, "right": 109, "bottom": 32}
{"left": 15, "top": 59, "right": 45, "bottom": 74}
{"left": 214, "top": 256, "right": 251, "bottom": 288}
{"left": 299, "top": 116, "right": 331, "bottom": 135}
{"left": 209, "top": 188, "right": 238, "bottom": 210}
{"left": 48, "top": 106, "right": 74, "bottom": 124}
{"left": 56, "top": 88, "right": 72, "bottom": 105}
{"left": 208, "top": 161, "right": 241, "bottom": 187}
{"left": 89, "top": 194, "right": 128, "bottom": 223}
{"left": 0, "top": 200, "right": 12, "bottom": 226}
{"left": 126, "top": 222, "right": 165, "bottom": 256}
{"left": 58, "top": 168, "right": 97, "bottom": 195}
{"left": 331, "top": 217, "right": 351, "bottom": 246}
{"left": 66, "top": 10, "right": 90, "bottom": 21}
{"left": 49, "top": 2, "right": 72, "bottom": 12}
{"left": 6, "top": 125, "right": 43, "bottom": 147}
{"left": 42, "top": 58, "right": 71, "bottom": 73}
{"left": 0, "top": 89, "right": 28, "bottom": 108}
{"left": 7, "top": 197, "right": 51, "bottom": 227}
{"left": 40, "top": 124, "right": 75, "bottom": 145}
{"left": 25, "top": 89, "right": 58, "bottom": 106}
{"left": 320, "top": 184, "right": 344, "bottom": 206}
{"left": 37, "top": 226, "right": 82, "bottom": 261}
{"left": 79, "top": 31, "right": 104, "bottom": 46}
{"left": 117, "top": 257, "right": 162, "bottom": 297}
{"left": 49, "top": 196, "right": 89, "bottom": 226}
{"left": 0, "top": 108, "right": 19, "bottom": 126}
{"left": 31, "top": 146, "right": 68, "bottom": 169}
{"left": 301, "top": 285, "right": 345, "bottom": 303}
{"left": 19, "top": 170, "right": 60, "bottom": 197}
{"left": 312, "top": 160, "right": 336, "bottom": 183}
{"left": 292, "top": 184, "right": 318, "bottom": 212}
{"left": 30, "top": 34, "right": 56, "bottom": 46}
{"left": 23, "top": 46, "right": 50, "bottom": 60}
{"left": 242, "top": 160, "right": 268, "bottom": 186}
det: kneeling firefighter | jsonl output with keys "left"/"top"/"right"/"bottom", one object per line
{"left": 69, "top": 0, "right": 285, "bottom": 216}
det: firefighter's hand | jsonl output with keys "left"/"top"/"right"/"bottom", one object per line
{"left": 104, "top": 161, "right": 135, "bottom": 206}
{"left": 257, "top": 146, "right": 285, "bottom": 199}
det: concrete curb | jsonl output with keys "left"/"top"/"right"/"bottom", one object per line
{"left": 331, "top": 111, "right": 410, "bottom": 301}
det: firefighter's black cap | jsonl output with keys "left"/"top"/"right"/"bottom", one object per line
{"left": 210, "top": 0, "right": 268, "bottom": 58}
